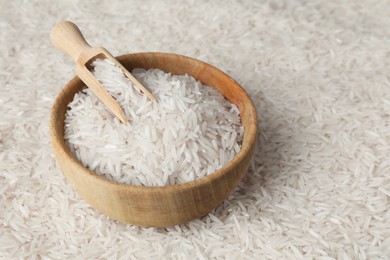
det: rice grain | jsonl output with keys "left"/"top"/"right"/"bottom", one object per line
{"left": 64, "top": 59, "right": 243, "bottom": 186}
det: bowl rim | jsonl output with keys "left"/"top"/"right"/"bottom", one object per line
{"left": 50, "top": 52, "right": 258, "bottom": 193}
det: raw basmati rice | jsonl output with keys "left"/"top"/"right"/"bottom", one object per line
{"left": 64, "top": 58, "right": 243, "bottom": 186}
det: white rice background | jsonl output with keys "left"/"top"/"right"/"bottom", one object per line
{"left": 1, "top": 0, "right": 390, "bottom": 259}
{"left": 64, "top": 59, "right": 243, "bottom": 186}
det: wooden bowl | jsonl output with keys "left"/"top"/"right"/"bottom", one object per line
{"left": 50, "top": 52, "right": 258, "bottom": 227}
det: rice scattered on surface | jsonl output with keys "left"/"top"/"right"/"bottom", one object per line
{"left": 1, "top": 0, "right": 390, "bottom": 258}
{"left": 64, "top": 58, "right": 243, "bottom": 186}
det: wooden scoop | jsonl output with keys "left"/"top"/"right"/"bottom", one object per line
{"left": 50, "top": 21, "right": 155, "bottom": 124}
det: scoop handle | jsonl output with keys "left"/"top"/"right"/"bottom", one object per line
{"left": 50, "top": 21, "right": 91, "bottom": 61}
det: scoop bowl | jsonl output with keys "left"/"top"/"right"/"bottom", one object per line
{"left": 50, "top": 52, "right": 258, "bottom": 227}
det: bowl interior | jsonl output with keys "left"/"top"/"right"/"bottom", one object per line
{"left": 54, "top": 52, "right": 257, "bottom": 157}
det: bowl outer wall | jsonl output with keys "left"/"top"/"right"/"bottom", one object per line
{"left": 50, "top": 52, "right": 258, "bottom": 227}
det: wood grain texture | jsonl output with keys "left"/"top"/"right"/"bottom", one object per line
{"left": 50, "top": 52, "right": 258, "bottom": 227}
